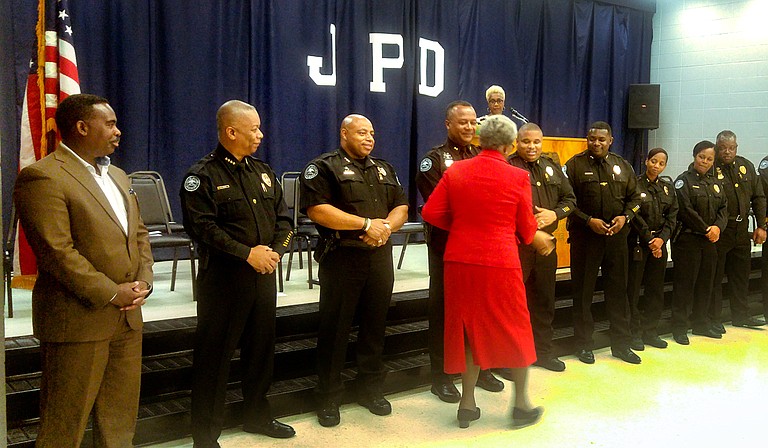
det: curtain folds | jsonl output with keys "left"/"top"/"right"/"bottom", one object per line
{"left": 5, "top": 0, "right": 653, "bottom": 219}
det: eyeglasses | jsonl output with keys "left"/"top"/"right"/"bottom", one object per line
{"left": 488, "top": 99, "right": 504, "bottom": 105}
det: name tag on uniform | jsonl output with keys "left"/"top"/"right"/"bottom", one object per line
{"left": 216, "top": 184, "right": 230, "bottom": 190}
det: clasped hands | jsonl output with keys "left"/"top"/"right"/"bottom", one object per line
{"left": 648, "top": 237, "right": 664, "bottom": 259}
{"left": 360, "top": 218, "right": 391, "bottom": 247}
{"left": 247, "top": 245, "right": 281, "bottom": 274}
{"left": 111, "top": 281, "right": 151, "bottom": 311}
{"left": 588, "top": 215, "right": 627, "bottom": 236}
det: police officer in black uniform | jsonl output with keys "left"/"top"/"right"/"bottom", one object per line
{"left": 757, "top": 154, "right": 768, "bottom": 321}
{"left": 415, "top": 100, "right": 505, "bottom": 402}
{"left": 626, "top": 148, "right": 677, "bottom": 351}
{"left": 180, "top": 100, "right": 295, "bottom": 447}
{"left": 710, "top": 130, "right": 767, "bottom": 330}
{"left": 506, "top": 123, "right": 575, "bottom": 373}
{"left": 300, "top": 114, "right": 409, "bottom": 428}
{"left": 565, "top": 121, "right": 642, "bottom": 365}
{"left": 671, "top": 140, "right": 728, "bottom": 345}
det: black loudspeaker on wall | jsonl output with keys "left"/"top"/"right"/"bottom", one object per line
{"left": 628, "top": 84, "right": 660, "bottom": 129}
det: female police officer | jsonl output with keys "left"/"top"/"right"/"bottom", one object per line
{"left": 671, "top": 141, "right": 728, "bottom": 345}
{"left": 627, "top": 148, "right": 677, "bottom": 351}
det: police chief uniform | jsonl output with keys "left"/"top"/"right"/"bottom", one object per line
{"left": 415, "top": 139, "right": 479, "bottom": 395}
{"left": 710, "top": 156, "right": 766, "bottom": 327}
{"left": 300, "top": 148, "right": 408, "bottom": 420}
{"left": 508, "top": 153, "right": 575, "bottom": 366}
{"left": 671, "top": 166, "right": 727, "bottom": 341}
{"left": 627, "top": 174, "right": 678, "bottom": 347}
{"left": 181, "top": 144, "right": 293, "bottom": 445}
{"left": 565, "top": 150, "right": 641, "bottom": 362}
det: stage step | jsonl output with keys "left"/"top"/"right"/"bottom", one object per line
{"left": 6, "top": 255, "right": 766, "bottom": 447}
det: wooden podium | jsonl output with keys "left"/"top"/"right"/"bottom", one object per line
{"left": 520, "top": 137, "right": 587, "bottom": 268}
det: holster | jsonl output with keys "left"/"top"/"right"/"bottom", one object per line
{"left": 314, "top": 235, "right": 339, "bottom": 264}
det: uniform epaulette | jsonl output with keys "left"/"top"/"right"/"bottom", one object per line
{"left": 540, "top": 153, "right": 558, "bottom": 165}
{"left": 317, "top": 151, "right": 340, "bottom": 161}
{"left": 186, "top": 153, "right": 217, "bottom": 174}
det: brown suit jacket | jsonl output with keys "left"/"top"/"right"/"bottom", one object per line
{"left": 13, "top": 144, "right": 154, "bottom": 342}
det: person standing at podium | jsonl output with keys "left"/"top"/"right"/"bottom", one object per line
{"left": 506, "top": 123, "right": 575, "bottom": 373}
{"left": 565, "top": 121, "right": 642, "bottom": 365}
{"left": 416, "top": 101, "right": 505, "bottom": 403}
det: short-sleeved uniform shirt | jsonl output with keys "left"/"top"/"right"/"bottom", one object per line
{"left": 300, "top": 148, "right": 408, "bottom": 244}
{"left": 565, "top": 150, "right": 641, "bottom": 229}
{"left": 508, "top": 153, "right": 576, "bottom": 235}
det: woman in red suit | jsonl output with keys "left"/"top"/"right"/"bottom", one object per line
{"left": 422, "top": 114, "right": 554, "bottom": 429}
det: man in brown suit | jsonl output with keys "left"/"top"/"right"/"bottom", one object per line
{"left": 13, "top": 93, "right": 154, "bottom": 447}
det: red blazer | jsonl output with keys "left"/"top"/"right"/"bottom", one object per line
{"left": 421, "top": 149, "right": 537, "bottom": 268}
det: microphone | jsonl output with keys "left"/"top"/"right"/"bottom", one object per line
{"left": 508, "top": 107, "right": 530, "bottom": 124}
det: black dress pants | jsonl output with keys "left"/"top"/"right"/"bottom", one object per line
{"left": 192, "top": 257, "right": 277, "bottom": 446}
{"left": 520, "top": 244, "right": 558, "bottom": 358}
{"left": 568, "top": 227, "right": 632, "bottom": 350}
{"left": 762, "top": 243, "right": 768, "bottom": 317}
{"left": 627, "top": 242, "right": 668, "bottom": 338}
{"left": 315, "top": 244, "right": 394, "bottom": 402}
{"left": 711, "top": 221, "right": 752, "bottom": 322}
{"left": 426, "top": 244, "right": 449, "bottom": 380}
{"left": 671, "top": 233, "right": 716, "bottom": 332}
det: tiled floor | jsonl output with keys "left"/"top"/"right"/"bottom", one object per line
{"left": 5, "top": 243, "right": 768, "bottom": 447}
{"left": 147, "top": 325, "right": 768, "bottom": 448}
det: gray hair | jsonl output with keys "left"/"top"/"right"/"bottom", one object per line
{"left": 485, "top": 85, "right": 505, "bottom": 102}
{"left": 479, "top": 115, "right": 518, "bottom": 150}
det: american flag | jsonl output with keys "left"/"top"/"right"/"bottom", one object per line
{"left": 15, "top": 0, "right": 81, "bottom": 277}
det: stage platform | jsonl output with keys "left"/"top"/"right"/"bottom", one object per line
{"left": 5, "top": 243, "right": 768, "bottom": 447}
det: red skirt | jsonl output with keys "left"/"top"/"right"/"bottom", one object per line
{"left": 443, "top": 261, "right": 536, "bottom": 373}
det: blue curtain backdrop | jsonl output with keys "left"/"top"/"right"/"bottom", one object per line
{"left": 3, "top": 0, "right": 654, "bottom": 223}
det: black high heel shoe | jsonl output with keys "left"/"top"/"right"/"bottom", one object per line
{"left": 457, "top": 407, "right": 481, "bottom": 428}
{"left": 511, "top": 406, "right": 543, "bottom": 428}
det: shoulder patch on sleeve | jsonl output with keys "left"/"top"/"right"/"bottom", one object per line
{"left": 304, "top": 164, "right": 319, "bottom": 180}
{"left": 184, "top": 175, "right": 201, "bottom": 192}
{"left": 561, "top": 165, "right": 568, "bottom": 178}
{"left": 760, "top": 160, "right": 768, "bottom": 170}
{"left": 674, "top": 179, "right": 684, "bottom": 190}
{"left": 419, "top": 157, "right": 433, "bottom": 172}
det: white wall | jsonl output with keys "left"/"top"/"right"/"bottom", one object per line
{"left": 649, "top": 0, "right": 768, "bottom": 178}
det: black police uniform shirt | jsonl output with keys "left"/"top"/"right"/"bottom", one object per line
{"left": 508, "top": 153, "right": 576, "bottom": 235}
{"left": 713, "top": 155, "right": 766, "bottom": 226}
{"left": 415, "top": 139, "right": 480, "bottom": 201}
{"left": 415, "top": 139, "right": 479, "bottom": 251}
{"left": 758, "top": 155, "right": 768, "bottom": 226}
{"left": 565, "top": 151, "right": 641, "bottom": 229}
{"left": 180, "top": 144, "right": 293, "bottom": 260}
{"left": 673, "top": 165, "right": 728, "bottom": 235}
{"left": 630, "top": 174, "right": 678, "bottom": 244}
{"left": 300, "top": 148, "right": 408, "bottom": 244}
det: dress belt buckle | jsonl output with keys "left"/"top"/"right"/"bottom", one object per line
{"left": 736, "top": 214, "right": 743, "bottom": 222}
